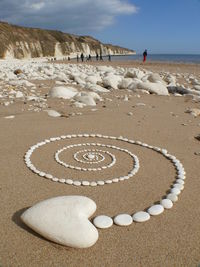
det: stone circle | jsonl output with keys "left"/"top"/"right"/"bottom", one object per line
{"left": 25, "top": 134, "right": 140, "bottom": 186}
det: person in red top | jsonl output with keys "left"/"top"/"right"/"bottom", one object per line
{"left": 143, "top": 49, "right": 147, "bottom": 62}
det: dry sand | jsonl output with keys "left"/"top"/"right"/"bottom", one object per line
{"left": 0, "top": 60, "right": 200, "bottom": 267}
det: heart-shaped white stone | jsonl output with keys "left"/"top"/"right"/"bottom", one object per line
{"left": 21, "top": 196, "right": 99, "bottom": 248}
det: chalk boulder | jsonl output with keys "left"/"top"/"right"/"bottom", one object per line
{"left": 125, "top": 69, "right": 144, "bottom": 79}
{"left": 103, "top": 74, "right": 122, "bottom": 89}
{"left": 45, "top": 110, "right": 61, "bottom": 117}
{"left": 137, "top": 82, "right": 169, "bottom": 95}
{"left": 185, "top": 108, "right": 200, "bottom": 117}
{"left": 118, "top": 78, "right": 134, "bottom": 89}
{"left": 85, "top": 83, "right": 109, "bottom": 93}
{"left": 73, "top": 92, "right": 96, "bottom": 106}
{"left": 85, "top": 75, "right": 102, "bottom": 84}
{"left": 49, "top": 86, "right": 77, "bottom": 99}
{"left": 15, "top": 91, "right": 24, "bottom": 98}
{"left": 147, "top": 73, "right": 166, "bottom": 84}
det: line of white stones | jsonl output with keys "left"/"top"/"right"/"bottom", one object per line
{"left": 24, "top": 134, "right": 140, "bottom": 186}
{"left": 55, "top": 144, "right": 117, "bottom": 171}
{"left": 74, "top": 149, "right": 105, "bottom": 164}
{"left": 91, "top": 141, "right": 186, "bottom": 228}
{"left": 24, "top": 133, "right": 186, "bottom": 228}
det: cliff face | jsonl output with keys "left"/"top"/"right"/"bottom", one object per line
{"left": 0, "top": 22, "right": 135, "bottom": 59}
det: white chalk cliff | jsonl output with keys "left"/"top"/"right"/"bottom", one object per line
{"left": 0, "top": 21, "right": 135, "bottom": 59}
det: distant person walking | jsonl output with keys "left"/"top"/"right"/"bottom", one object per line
{"left": 143, "top": 49, "right": 147, "bottom": 62}
{"left": 96, "top": 53, "right": 99, "bottom": 61}
{"left": 100, "top": 52, "right": 103, "bottom": 61}
{"left": 108, "top": 54, "right": 111, "bottom": 62}
{"left": 81, "top": 53, "right": 84, "bottom": 62}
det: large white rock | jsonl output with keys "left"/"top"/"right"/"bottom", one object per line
{"left": 73, "top": 102, "right": 86, "bottom": 108}
{"left": 185, "top": 108, "right": 200, "bottom": 117}
{"left": 164, "top": 74, "right": 176, "bottom": 85}
{"left": 102, "top": 74, "right": 122, "bottom": 90}
{"left": 87, "top": 92, "right": 102, "bottom": 101}
{"left": 49, "top": 86, "right": 77, "bottom": 99}
{"left": 137, "top": 82, "right": 169, "bottom": 95}
{"left": 15, "top": 91, "right": 24, "bottom": 98}
{"left": 45, "top": 110, "right": 61, "bottom": 117}
{"left": 73, "top": 92, "right": 96, "bottom": 106}
{"left": 118, "top": 78, "right": 134, "bottom": 89}
{"left": 147, "top": 73, "right": 165, "bottom": 84}
{"left": 96, "top": 66, "right": 114, "bottom": 73}
{"left": 21, "top": 196, "right": 99, "bottom": 248}
{"left": 85, "top": 75, "right": 102, "bottom": 84}
{"left": 56, "top": 73, "right": 69, "bottom": 83}
{"left": 85, "top": 83, "right": 109, "bottom": 93}
{"left": 125, "top": 69, "right": 144, "bottom": 79}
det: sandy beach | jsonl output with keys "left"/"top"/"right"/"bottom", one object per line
{"left": 0, "top": 60, "right": 200, "bottom": 267}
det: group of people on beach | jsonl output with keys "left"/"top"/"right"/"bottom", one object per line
{"left": 77, "top": 52, "right": 111, "bottom": 62}
{"left": 65, "top": 49, "right": 147, "bottom": 63}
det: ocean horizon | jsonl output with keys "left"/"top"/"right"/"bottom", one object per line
{"left": 111, "top": 54, "right": 200, "bottom": 64}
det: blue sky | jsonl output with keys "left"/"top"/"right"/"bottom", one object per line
{"left": 0, "top": 0, "right": 200, "bottom": 54}
{"left": 94, "top": 0, "right": 200, "bottom": 54}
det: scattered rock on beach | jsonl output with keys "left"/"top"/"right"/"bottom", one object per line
{"left": 4, "top": 115, "right": 15, "bottom": 119}
{"left": 45, "top": 110, "right": 61, "bottom": 117}
{"left": 49, "top": 86, "right": 77, "bottom": 99}
{"left": 14, "top": 69, "right": 23, "bottom": 75}
{"left": 195, "top": 134, "right": 200, "bottom": 141}
{"left": 73, "top": 92, "right": 97, "bottom": 106}
{"left": 185, "top": 108, "right": 200, "bottom": 117}
{"left": 137, "top": 82, "right": 169, "bottom": 95}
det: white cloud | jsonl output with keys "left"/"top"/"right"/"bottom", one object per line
{"left": 0, "top": 0, "right": 138, "bottom": 34}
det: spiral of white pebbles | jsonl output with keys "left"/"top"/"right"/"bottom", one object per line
{"left": 24, "top": 133, "right": 186, "bottom": 228}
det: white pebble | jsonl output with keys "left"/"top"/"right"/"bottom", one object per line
{"left": 93, "top": 215, "right": 113, "bottom": 229}
{"left": 170, "top": 188, "right": 181, "bottom": 195}
{"left": 173, "top": 183, "right": 184, "bottom": 190}
{"left": 114, "top": 214, "right": 133, "bottom": 226}
{"left": 52, "top": 178, "right": 59, "bottom": 182}
{"left": 176, "top": 179, "right": 185, "bottom": 185}
{"left": 90, "top": 182, "right": 97, "bottom": 187}
{"left": 97, "top": 181, "right": 105, "bottom": 186}
{"left": 167, "top": 193, "right": 178, "bottom": 202}
{"left": 45, "top": 174, "right": 53, "bottom": 179}
{"left": 148, "top": 205, "right": 164, "bottom": 216}
{"left": 160, "top": 199, "right": 173, "bottom": 209}
{"left": 82, "top": 181, "right": 90, "bottom": 186}
{"left": 73, "top": 181, "right": 81, "bottom": 186}
{"left": 132, "top": 211, "right": 150, "bottom": 222}
{"left": 105, "top": 180, "right": 112, "bottom": 184}
{"left": 65, "top": 179, "right": 73, "bottom": 185}
{"left": 59, "top": 179, "right": 66, "bottom": 183}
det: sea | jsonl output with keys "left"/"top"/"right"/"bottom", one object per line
{"left": 111, "top": 54, "right": 200, "bottom": 64}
